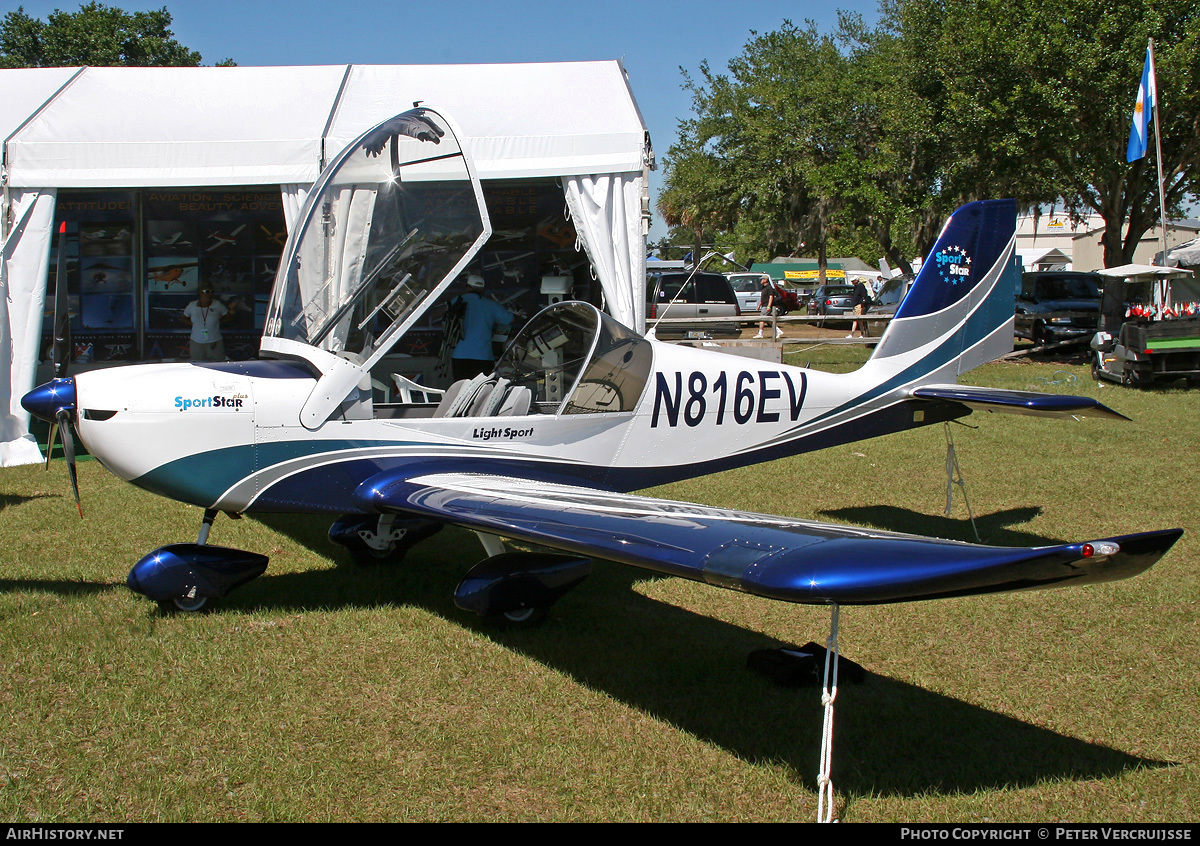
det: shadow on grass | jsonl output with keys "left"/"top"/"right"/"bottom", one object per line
{"left": 0, "top": 492, "right": 60, "bottom": 512}
{"left": 0, "top": 578, "right": 114, "bottom": 598}
{"left": 221, "top": 518, "right": 1169, "bottom": 799}
{"left": 818, "top": 505, "right": 1057, "bottom": 546}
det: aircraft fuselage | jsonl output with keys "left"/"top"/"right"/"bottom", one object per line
{"left": 70, "top": 339, "right": 960, "bottom": 516}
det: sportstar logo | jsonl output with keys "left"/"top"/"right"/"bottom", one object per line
{"left": 934, "top": 245, "right": 972, "bottom": 285}
{"left": 175, "top": 393, "right": 248, "bottom": 411}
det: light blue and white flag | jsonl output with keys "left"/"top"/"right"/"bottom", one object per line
{"left": 1126, "top": 45, "right": 1156, "bottom": 163}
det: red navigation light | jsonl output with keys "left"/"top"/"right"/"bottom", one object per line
{"left": 1082, "top": 543, "right": 1094, "bottom": 558}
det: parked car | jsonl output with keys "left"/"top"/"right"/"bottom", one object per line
{"left": 646, "top": 271, "right": 741, "bottom": 338}
{"left": 1015, "top": 271, "right": 1102, "bottom": 346}
{"left": 726, "top": 273, "right": 801, "bottom": 315}
{"left": 867, "top": 275, "right": 912, "bottom": 316}
{"left": 864, "top": 274, "right": 914, "bottom": 334}
{"left": 727, "top": 273, "right": 768, "bottom": 313}
{"left": 807, "top": 284, "right": 856, "bottom": 316}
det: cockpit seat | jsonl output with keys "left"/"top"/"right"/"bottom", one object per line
{"left": 433, "top": 374, "right": 532, "bottom": 419}
{"left": 496, "top": 385, "right": 531, "bottom": 416}
{"left": 434, "top": 373, "right": 490, "bottom": 418}
{"left": 471, "top": 377, "right": 510, "bottom": 416}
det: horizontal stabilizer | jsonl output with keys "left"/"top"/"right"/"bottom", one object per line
{"left": 354, "top": 471, "right": 1178, "bottom": 606}
{"left": 912, "top": 384, "right": 1129, "bottom": 420}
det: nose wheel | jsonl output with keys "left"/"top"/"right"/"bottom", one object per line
{"left": 128, "top": 511, "right": 268, "bottom": 614}
{"left": 159, "top": 594, "right": 208, "bottom": 614}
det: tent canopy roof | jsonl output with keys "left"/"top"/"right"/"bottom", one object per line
{"left": 1095, "top": 264, "right": 1194, "bottom": 280}
{"left": 2, "top": 62, "right": 649, "bottom": 188}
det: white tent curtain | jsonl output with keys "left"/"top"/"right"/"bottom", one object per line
{"left": 0, "top": 188, "right": 56, "bottom": 466}
{"left": 280, "top": 183, "right": 311, "bottom": 234}
{"left": 563, "top": 173, "right": 646, "bottom": 331}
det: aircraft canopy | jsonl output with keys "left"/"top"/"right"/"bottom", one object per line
{"left": 265, "top": 109, "right": 490, "bottom": 366}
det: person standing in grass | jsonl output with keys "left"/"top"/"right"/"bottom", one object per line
{"left": 848, "top": 277, "right": 871, "bottom": 339}
{"left": 754, "top": 276, "right": 782, "bottom": 339}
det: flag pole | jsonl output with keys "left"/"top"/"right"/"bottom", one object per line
{"left": 1142, "top": 39, "right": 1171, "bottom": 314}
{"left": 1149, "top": 38, "right": 1169, "bottom": 279}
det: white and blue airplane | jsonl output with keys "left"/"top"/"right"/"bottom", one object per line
{"left": 23, "top": 107, "right": 1182, "bottom": 617}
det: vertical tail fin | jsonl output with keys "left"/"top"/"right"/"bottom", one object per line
{"left": 870, "top": 199, "right": 1018, "bottom": 383}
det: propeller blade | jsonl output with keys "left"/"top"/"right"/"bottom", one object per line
{"left": 44, "top": 420, "right": 59, "bottom": 470}
{"left": 56, "top": 408, "right": 82, "bottom": 519}
{"left": 51, "top": 221, "right": 70, "bottom": 379}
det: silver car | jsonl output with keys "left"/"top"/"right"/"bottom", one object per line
{"left": 646, "top": 271, "right": 742, "bottom": 338}
{"left": 727, "top": 272, "right": 769, "bottom": 312}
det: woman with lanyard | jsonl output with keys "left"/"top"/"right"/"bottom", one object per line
{"left": 182, "top": 285, "right": 235, "bottom": 361}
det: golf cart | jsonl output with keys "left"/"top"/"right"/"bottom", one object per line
{"left": 1089, "top": 264, "right": 1200, "bottom": 387}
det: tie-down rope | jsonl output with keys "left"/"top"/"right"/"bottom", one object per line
{"left": 817, "top": 603, "right": 840, "bottom": 823}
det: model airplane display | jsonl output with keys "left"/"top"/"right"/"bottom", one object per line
{"left": 22, "top": 107, "right": 1182, "bottom": 618}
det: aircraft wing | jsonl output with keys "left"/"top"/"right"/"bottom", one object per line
{"left": 911, "top": 384, "right": 1129, "bottom": 420}
{"left": 354, "top": 471, "right": 1179, "bottom": 606}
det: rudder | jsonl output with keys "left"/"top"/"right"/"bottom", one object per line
{"left": 871, "top": 199, "right": 1018, "bottom": 381}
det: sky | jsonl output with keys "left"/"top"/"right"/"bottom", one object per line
{"left": 6, "top": 0, "right": 883, "bottom": 240}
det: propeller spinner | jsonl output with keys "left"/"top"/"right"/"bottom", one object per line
{"left": 22, "top": 377, "right": 82, "bottom": 516}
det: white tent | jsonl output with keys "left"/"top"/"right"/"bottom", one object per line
{"left": 1096, "top": 264, "right": 1195, "bottom": 312}
{"left": 1158, "top": 236, "right": 1200, "bottom": 269}
{"left": 0, "top": 62, "right": 652, "bottom": 465}
{"left": 1094, "top": 264, "right": 1194, "bottom": 281}
{"left": 1016, "top": 246, "right": 1071, "bottom": 271}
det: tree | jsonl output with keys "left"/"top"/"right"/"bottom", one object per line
{"left": 882, "top": 0, "right": 1200, "bottom": 267}
{"left": 658, "top": 18, "right": 938, "bottom": 274}
{"left": 0, "top": 3, "right": 230, "bottom": 68}
{"left": 659, "top": 23, "right": 853, "bottom": 276}
{"left": 657, "top": 136, "right": 740, "bottom": 266}
{"left": 660, "top": 2, "right": 1200, "bottom": 271}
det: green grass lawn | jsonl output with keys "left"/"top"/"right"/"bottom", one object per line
{"left": 1, "top": 354, "right": 1197, "bottom": 822}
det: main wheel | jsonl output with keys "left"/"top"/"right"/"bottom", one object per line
{"left": 491, "top": 606, "right": 549, "bottom": 628}
{"left": 349, "top": 543, "right": 408, "bottom": 567}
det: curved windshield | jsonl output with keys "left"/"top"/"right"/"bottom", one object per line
{"left": 265, "top": 109, "right": 488, "bottom": 362}
{"left": 495, "top": 302, "right": 652, "bottom": 414}
{"left": 875, "top": 276, "right": 912, "bottom": 306}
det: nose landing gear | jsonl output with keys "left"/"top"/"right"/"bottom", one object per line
{"left": 127, "top": 509, "right": 268, "bottom": 613}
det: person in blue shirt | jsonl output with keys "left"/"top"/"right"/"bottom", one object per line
{"left": 451, "top": 275, "right": 514, "bottom": 381}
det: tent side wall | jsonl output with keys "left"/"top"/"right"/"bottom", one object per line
{"left": 0, "top": 64, "right": 650, "bottom": 466}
